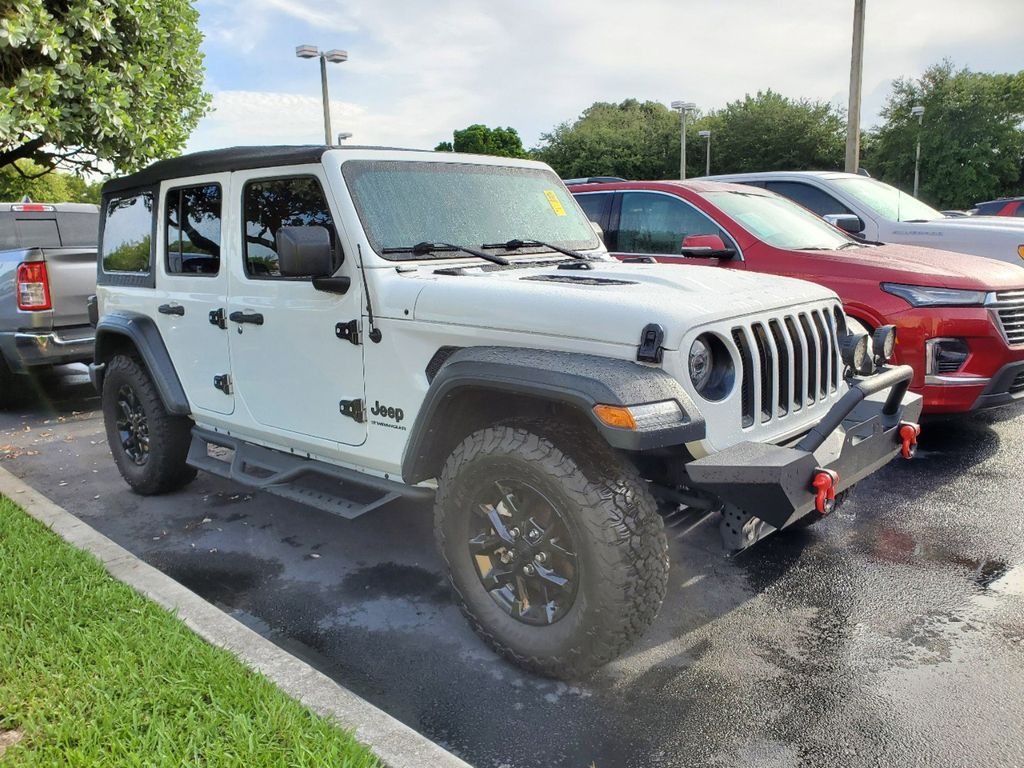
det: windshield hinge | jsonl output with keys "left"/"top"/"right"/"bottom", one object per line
{"left": 637, "top": 323, "right": 665, "bottom": 364}
{"left": 335, "top": 319, "right": 360, "bottom": 345}
{"left": 213, "top": 374, "right": 232, "bottom": 394}
{"left": 339, "top": 398, "right": 365, "bottom": 423}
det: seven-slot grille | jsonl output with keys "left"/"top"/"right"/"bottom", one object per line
{"left": 992, "top": 289, "right": 1024, "bottom": 346}
{"left": 731, "top": 307, "right": 842, "bottom": 428}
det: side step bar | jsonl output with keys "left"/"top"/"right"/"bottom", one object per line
{"left": 186, "top": 427, "right": 433, "bottom": 520}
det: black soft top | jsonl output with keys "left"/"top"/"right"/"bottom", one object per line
{"left": 101, "top": 145, "right": 330, "bottom": 196}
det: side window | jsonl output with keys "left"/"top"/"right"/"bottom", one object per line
{"left": 166, "top": 184, "right": 222, "bottom": 275}
{"left": 1013, "top": 203, "right": 1024, "bottom": 218}
{"left": 243, "top": 176, "right": 339, "bottom": 278}
{"left": 766, "top": 181, "right": 852, "bottom": 217}
{"left": 574, "top": 192, "right": 611, "bottom": 230}
{"left": 102, "top": 193, "right": 153, "bottom": 273}
{"left": 617, "top": 192, "right": 731, "bottom": 255}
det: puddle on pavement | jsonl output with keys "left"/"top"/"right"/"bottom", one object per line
{"left": 152, "top": 551, "right": 282, "bottom": 605}
{"left": 339, "top": 562, "right": 449, "bottom": 603}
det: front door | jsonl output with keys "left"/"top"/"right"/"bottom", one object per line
{"left": 225, "top": 169, "right": 367, "bottom": 447}
{"left": 156, "top": 176, "right": 234, "bottom": 416}
{"left": 612, "top": 191, "right": 746, "bottom": 269}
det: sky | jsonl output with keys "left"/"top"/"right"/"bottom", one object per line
{"left": 186, "top": 0, "right": 1024, "bottom": 153}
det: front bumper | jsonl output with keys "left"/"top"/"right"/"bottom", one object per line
{"left": 685, "top": 365, "right": 923, "bottom": 535}
{"left": 0, "top": 327, "right": 95, "bottom": 373}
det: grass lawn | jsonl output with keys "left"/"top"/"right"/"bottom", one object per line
{"left": 0, "top": 496, "right": 380, "bottom": 767}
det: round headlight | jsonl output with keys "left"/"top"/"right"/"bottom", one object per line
{"left": 839, "top": 332, "right": 873, "bottom": 376}
{"left": 689, "top": 337, "right": 714, "bottom": 392}
{"left": 872, "top": 324, "right": 897, "bottom": 363}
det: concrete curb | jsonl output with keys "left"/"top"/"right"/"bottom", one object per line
{"left": 0, "top": 465, "right": 471, "bottom": 768}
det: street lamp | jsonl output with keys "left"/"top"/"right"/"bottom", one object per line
{"left": 296, "top": 44, "right": 349, "bottom": 145}
{"left": 671, "top": 100, "right": 696, "bottom": 180}
{"left": 911, "top": 105, "right": 925, "bottom": 198}
{"left": 698, "top": 130, "right": 711, "bottom": 177}
{"left": 337, "top": 132, "right": 353, "bottom": 143}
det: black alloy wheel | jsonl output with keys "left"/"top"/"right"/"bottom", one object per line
{"left": 115, "top": 383, "right": 150, "bottom": 465}
{"left": 467, "top": 479, "right": 579, "bottom": 626}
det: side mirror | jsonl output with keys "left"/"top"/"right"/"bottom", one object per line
{"left": 589, "top": 219, "right": 606, "bottom": 244}
{"left": 680, "top": 234, "right": 736, "bottom": 259}
{"left": 824, "top": 214, "right": 864, "bottom": 234}
{"left": 276, "top": 225, "right": 334, "bottom": 278}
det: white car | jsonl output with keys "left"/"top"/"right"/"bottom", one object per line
{"left": 707, "top": 171, "right": 1024, "bottom": 267}
{"left": 90, "top": 146, "right": 920, "bottom": 677}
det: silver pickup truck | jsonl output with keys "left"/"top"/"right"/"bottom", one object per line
{"left": 0, "top": 202, "right": 98, "bottom": 404}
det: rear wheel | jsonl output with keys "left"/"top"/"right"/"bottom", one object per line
{"left": 102, "top": 353, "right": 196, "bottom": 495}
{"left": 435, "top": 425, "right": 669, "bottom": 678}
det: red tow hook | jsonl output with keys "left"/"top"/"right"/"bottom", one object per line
{"left": 899, "top": 422, "right": 922, "bottom": 459}
{"left": 811, "top": 469, "right": 840, "bottom": 515}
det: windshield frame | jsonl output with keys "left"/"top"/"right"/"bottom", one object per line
{"left": 703, "top": 189, "right": 860, "bottom": 252}
{"left": 830, "top": 176, "right": 943, "bottom": 223}
{"left": 341, "top": 159, "right": 602, "bottom": 261}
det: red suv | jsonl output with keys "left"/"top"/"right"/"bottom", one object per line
{"left": 569, "top": 180, "right": 1024, "bottom": 414}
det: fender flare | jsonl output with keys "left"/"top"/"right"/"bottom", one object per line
{"left": 401, "top": 347, "right": 705, "bottom": 483}
{"left": 92, "top": 311, "right": 190, "bottom": 415}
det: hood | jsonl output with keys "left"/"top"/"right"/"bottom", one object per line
{"left": 408, "top": 259, "right": 837, "bottom": 350}
{"left": 804, "top": 241, "right": 1024, "bottom": 290}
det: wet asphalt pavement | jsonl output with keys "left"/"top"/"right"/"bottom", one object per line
{"left": 3, "top": 366, "right": 1024, "bottom": 767}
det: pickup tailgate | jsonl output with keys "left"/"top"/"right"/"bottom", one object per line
{"left": 43, "top": 247, "right": 97, "bottom": 328}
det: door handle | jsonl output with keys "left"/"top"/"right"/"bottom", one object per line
{"left": 229, "top": 311, "right": 264, "bottom": 326}
{"left": 158, "top": 304, "right": 185, "bottom": 316}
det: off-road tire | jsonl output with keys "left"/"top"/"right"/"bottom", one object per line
{"left": 102, "top": 353, "right": 196, "bottom": 495}
{"left": 435, "top": 424, "right": 669, "bottom": 679}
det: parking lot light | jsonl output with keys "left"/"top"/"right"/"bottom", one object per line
{"left": 698, "top": 130, "right": 711, "bottom": 176}
{"left": 911, "top": 105, "right": 925, "bottom": 197}
{"left": 671, "top": 101, "right": 697, "bottom": 180}
{"left": 296, "top": 44, "right": 349, "bottom": 145}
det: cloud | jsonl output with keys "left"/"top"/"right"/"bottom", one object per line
{"left": 189, "top": 0, "right": 1024, "bottom": 152}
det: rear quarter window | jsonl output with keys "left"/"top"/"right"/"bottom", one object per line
{"left": 102, "top": 193, "right": 154, "bottom": 273}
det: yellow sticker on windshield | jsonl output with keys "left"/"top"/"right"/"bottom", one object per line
{"left": 544, "top": 190, "right": 567, "bottom": 216}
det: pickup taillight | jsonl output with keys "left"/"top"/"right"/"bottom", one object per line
{"left": 16, "top": 262, "right": 52, "bottom": 311}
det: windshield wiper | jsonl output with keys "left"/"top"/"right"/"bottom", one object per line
{"left": 481, "top": 238, "right": 588, "bottom": 260}
{"left": 381, "top": 241, "right": 508, "bottom": 266}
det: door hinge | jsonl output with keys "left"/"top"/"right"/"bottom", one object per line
{"left": 209, "top": 308, "right": 227, "bottom": 329}
{"left": 637, "top": 323, "right": 665, "bottom": 363}
{"left": 213, "top": 374, "right": 232, "bottom": 394}
{"left": 335, "top": 319, "right": 360, "bottom": 345}
{"left": 339, "top": 398, "right": 365, "bottom": 423}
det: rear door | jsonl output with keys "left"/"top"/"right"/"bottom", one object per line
{"left": 155, "top": 176, "right": 235, "bottom": 416}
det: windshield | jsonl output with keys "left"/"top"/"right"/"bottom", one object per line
{"left": 342, "top": 160, "right": 600, "bottom": 259}
{"left": 704, "top": 190, "right": 856, "bottom": 251}
{"left": 831, "top": 177, "right": 943, "bottom": 222}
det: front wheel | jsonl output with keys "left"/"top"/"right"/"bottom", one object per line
{"left": 101, "top": 353, "right": 196, "bottom": 495}
{"left": 435, "top": 425, "right": 669, "bottom": 678}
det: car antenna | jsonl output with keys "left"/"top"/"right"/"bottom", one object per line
{"left": 356, "top": 243, "right": 382, "bottom": 343}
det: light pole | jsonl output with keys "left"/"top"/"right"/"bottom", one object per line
{"left": 296, "top": 45, "right": 348, "bottom": 145}
{"left": 671, "top": 100, "right": 696, "bottom": 180}
{"left": 845, "top": 0, "right": 866, "bottom": 172}
{"left": 911, "top": 105, "right": 925, "bottom": 198}
{"left": 698, "top": 130, "right": 711, "bottom": 176}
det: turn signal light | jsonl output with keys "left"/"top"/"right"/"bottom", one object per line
{"left": 1018, "top": 244, "right": 1024, "bottom": 261}
{"left": 593, "top": 404, "right": 637, "bottom": 430}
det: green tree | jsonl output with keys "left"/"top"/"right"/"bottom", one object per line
{"left": 862, "top": 61, "right": 1024, "bottom": 209}
{"left": 434, "top": 124, "right": 528, "bottom": 158}
{"left": 0, "top": 0, "right": 210, "bottom": 176}
{"left": 701, "top": 90, "right": 845, "bottom": 175}
{"left": 0, "top": 159, "right": 102, "bottom": 202}
{"left": 533, "top": 99, "right": 682, "bottom": 179}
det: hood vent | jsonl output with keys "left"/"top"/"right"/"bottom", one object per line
{"left": 521, "top": 275, "right": 636, "bottom": 286}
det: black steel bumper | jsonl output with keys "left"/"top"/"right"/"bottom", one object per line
{"left": 685, "top": 365, "right": 923, "bottom": 530}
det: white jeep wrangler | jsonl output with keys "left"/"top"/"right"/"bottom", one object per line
{"left": 91, "top": 146, "right": 922, "bottom": 677}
